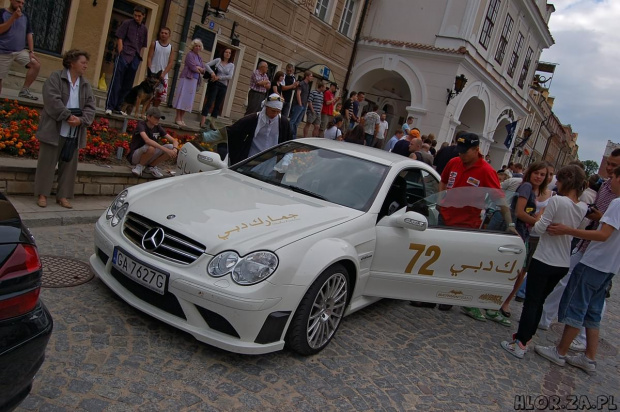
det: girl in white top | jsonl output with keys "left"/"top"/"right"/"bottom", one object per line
{"left": 501, "top": 165, "right": 588, "bottom": 359}
{"left": 323, "top": 116, "right": 343, "bottom": 140}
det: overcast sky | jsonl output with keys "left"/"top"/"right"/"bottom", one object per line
{"left": 539, "top": 0, "right": 620, "bottom": 163}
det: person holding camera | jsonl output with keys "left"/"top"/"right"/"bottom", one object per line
{"left": 34, "top": 50, "right": 96, "bottom": 209}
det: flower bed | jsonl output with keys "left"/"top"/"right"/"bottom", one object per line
{"left": 0, "top": 99, "right": 198, "bottom": 162}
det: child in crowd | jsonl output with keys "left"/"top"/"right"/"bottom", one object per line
{"left": 501, "top": 165, "right": 587, "bottom": 358}
{"left": 486, "top": 162, "right": 549, "bottom": 326}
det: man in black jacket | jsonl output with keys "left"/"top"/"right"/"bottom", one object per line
{"left": 227, "top": 94, "right": 293, "bottom": 164}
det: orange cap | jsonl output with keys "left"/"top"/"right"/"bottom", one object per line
{"left": 409, "top": 129, "right": 420, "bottom": 138}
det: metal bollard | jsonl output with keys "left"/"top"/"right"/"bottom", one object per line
{"left": 116, "top": 146, "right": 124, "bottom": 160}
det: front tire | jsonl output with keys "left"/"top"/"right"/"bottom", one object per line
{"left": 286, "top": 264, "right": 349, "bottom": 355}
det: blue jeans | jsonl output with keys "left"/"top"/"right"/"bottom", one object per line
{"left": 106, "top": 55, "right": 140, "bottom": 111}
{"left": 289, "top": 105, "right": 305, "bottom": 139}
{"left": 558, "top": 263, "right": 613, "bottom": 329}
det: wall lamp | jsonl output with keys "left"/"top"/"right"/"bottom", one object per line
{"left": 202, "top": 0, "right": 231, "bottom": 23}
{"left": 446, "top": 74, "right": 468, "bottom": 105}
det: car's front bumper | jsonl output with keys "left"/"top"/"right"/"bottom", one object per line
{"left": 91, "top": 218, "right": 306, "bottom": 355}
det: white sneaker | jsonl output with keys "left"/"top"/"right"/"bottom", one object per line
{"left": 119, "top": 110, "right": 128, "bottom": 116}
{"left": 566, "top": 353, "right": 596, "bottom": 375}
{"left": 132, "top": 164, "right": 144, "bottom": 176}
{"left": 534, "top": 345, "right": 566, "bottom": 366}
{"left": 146, "top": 166, "right": 164, "bottom": 178}
{"left": 501, "top": 340, "right": 526, "bottom": 359}
{"left": 569, "top": 339, "right": 587, "bottom": 352}
{"left": 105, "top": 109, "right": 112, "bottom": 115}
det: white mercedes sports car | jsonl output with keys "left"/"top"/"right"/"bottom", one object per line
{"left": 90, "top": 138, "right": 525, "bottom": 355}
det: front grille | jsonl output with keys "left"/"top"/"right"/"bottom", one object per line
{"left": 123, "top": 212, "right": 205, "bottom": 265}
{"left": 111, "top": 267, "right": 186, "bottom": 320}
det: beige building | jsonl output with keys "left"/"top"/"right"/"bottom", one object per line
{"left": 4, "top": 0, "right": 361, "bottom": 121}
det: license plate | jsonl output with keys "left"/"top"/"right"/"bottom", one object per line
{"left": 112, "top": 248, "right": 169, "bottom": 295}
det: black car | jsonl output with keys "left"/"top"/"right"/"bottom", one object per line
{"left": 0, "top": 193, "right": 53, "bottom": 412}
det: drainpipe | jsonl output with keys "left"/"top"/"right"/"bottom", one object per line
{"left": 160, "top": 0, "right": 172, "bottom": 32}
{"left": 342, "top": 0, "right": 371, "bottom": 96}
{"left": 167, "top": 0, "right": 196, "bottom": 107}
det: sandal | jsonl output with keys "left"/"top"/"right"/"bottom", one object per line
{"left": 499, "top": 308, "right": 511, "bottom": 318}
{"left": 37, "top": 196, "right": 47, "bottom": 208}
{"left": 486, "top": 310, "right": 511, "bottom": 327}
{"left": 461, "top": 307, "right": 486, "bottom": 322}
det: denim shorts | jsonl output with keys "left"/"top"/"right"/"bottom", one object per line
{"left": 558, "top": 263, "right": 614, "bottom": 329}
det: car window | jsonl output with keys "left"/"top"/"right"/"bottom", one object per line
{"left": 379, "top": 168, "right": 440, "bottom": 220}
{"left": 409, "top": 186, "right": 519, "bottom": 233}
{"left": 231, "top": 142, "right": 390, "bottom": 211}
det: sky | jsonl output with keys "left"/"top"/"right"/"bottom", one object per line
{"left": 539, "top": 0, "right": 620, "bottom": 163}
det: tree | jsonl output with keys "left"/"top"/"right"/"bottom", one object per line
{"left": 582, "top": 160, "right": 599, "bottom": 177}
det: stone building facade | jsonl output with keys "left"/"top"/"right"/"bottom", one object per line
{"left": 348, "top": 0, "right": 556, "bottom": 168}
{"left": 3, "top": 0, "right": 360, "bottom": 121}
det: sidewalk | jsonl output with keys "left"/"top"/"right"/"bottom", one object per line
{"left": 8, "top": 194, "right": 113, "bottom": 227}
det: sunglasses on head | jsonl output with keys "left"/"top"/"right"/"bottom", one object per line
{"left": 266, "top": 95, "right": 285, "bottom": 103}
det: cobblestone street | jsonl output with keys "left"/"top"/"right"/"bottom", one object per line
{"left": 16, "top": 224, "right": 620, "bottom": 411}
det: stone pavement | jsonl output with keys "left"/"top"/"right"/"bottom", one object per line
{"left": 12, "top": 223, "right": 620, "bottom": 411}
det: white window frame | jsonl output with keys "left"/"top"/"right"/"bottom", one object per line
{"left": 313, "top": 0, "right": 336, "bottom": 25}
{"left": 338, "top": 0, "right": 356, "bottom": 36}
{"left": 338, "top": 0, "right": 362, "bottom": 38}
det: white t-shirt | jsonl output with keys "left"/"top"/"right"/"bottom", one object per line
{"left": 323, "top": 126, "right": 342, "bottom": 140}
{"left": 581, "top": 198, "right": 620, "bottom": 274}
{"left": 532, "top": 195, "right": 588, "bottom": 267}
{"left": 378, "top": 120, "right": 389, "bottom": 140}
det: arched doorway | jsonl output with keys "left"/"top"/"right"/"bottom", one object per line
{"left": 455, "top": 97, "right": 486, "bottom": 143}
{"left": 350, "top": 68, "right": 411, "bottom": 133}
{"left": 488, "top": 118, "right": 512, "bottom": 169}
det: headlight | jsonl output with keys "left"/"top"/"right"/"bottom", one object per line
{"left": 207, "top": 251, "right": 239, "bottom": 277}
{"left": 232, "top": 251, "right": 278, "bottom": 285}
{"left": 111, "top": 203, "right": 128, "bottom": 227}
{"left": 106, "top": 190, "right": 128, "bottom": 220}
{"left": 207, "top": 251, "right": 278, "bottom": 285}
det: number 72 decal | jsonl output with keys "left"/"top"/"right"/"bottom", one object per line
{"left": 405, "top": 243, "right": 441, "bottom": 275}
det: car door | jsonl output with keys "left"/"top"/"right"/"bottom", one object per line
{"left": 366, "top": 170, "right": 525, "bottom": 309}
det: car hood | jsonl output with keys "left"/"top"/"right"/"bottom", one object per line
{"left": 126, "top": 171, "right": 363, "bottom": 254}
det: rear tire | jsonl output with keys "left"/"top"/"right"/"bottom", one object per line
{"left": 286, "top": 263, "right": 349, "bottom": 355}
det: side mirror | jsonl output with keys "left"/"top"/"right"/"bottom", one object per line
{"left": 198, "top": 151, "right": 227, "bottom": 170}
{"left": 392, "top": 211, "right": 428, "bottom": 231}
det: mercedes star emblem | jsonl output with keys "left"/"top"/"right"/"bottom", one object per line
{"left": 141, "top": 227, "right": 165, "bottom": 251}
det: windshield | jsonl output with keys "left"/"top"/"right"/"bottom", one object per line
{"left": 231, "top": 142, "right": 390, "bottom": 211}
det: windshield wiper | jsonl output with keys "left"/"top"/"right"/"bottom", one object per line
{"left": 286, "top": 185, "right": 327, "bottom": 200}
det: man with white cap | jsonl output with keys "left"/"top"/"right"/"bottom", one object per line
{"left": 227, "top": 93, "right": 293, "bottom": 164}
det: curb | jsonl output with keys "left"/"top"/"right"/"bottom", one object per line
{"left": 23, "top": 210, "right": 104, "bottom": 228}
